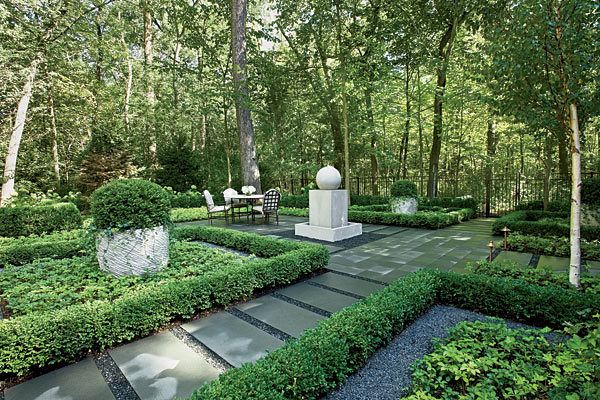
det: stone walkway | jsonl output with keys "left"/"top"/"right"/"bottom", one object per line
{"left": 4, "top": 216, "right": 590, "bottom": 400}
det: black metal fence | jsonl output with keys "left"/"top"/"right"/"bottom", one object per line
{"left": 280, "top": 172, "right": 598, "bottom": 216}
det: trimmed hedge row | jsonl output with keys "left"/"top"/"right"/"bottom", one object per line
{"left": 419, "top": 196, "right": 478, "bottom": 212}
{"left": 493, "top": 210, "right": 600, "bottom": 240}
{"left": 0, "top": 226, "right": 329, "bottom": 375}
{"left": 190, "top": 270, "right": 440, "bottom": 400}
{"left": 506, "top": 232, "right": 600, "bottom": 261}
{"left": 281, "top": 194, "right": 390, "bottom": 209}
{"left": 0, "top": 203, "right": 82, "bottom": 237}
{"left": 0, "top": 238, "right": 87, "bottom": 268}
{"left": 188, "top": 271, "right": 598, "bottom": 399}
{"left": 515, "top": 200, "right": 570, "bottom": 212}
{"left": 279, "top": 207, "right": 475, "bottom": 228}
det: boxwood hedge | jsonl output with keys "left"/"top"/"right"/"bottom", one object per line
{"left": 0, "top": 202, "right": 82, "bottom": 237}
{"left": 0, "top": 226, "right": 329, "bottom": 376}
{"left": 188, "top": 270, "right": 599, "bottom": 399}
{"left": 493, "top": 210, "right": 600, "bottom": 240}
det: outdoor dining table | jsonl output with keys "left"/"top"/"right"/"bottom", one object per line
{"left": 230, "top": 194, "right": 264, "bottom": 222}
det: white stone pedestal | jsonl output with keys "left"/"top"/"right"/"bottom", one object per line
{"left": 295, "top": 189, "right": 362, "bottom": 242}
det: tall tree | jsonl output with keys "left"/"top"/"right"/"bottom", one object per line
{"left": 232, "top": 0, "right": 261, "bottom": 191}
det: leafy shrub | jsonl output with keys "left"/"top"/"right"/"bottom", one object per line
{"left": 469, "top": 260, "right": 600, "bottom": 294}
{"left": 438, "top": 272, "right": 599, "bottom": 328}
{"left": 406, "top": 319, "right": 600, "bottom": 400}
{"left": 281, "top": 194, "right": 309, "bottom": 209}
{"left": 0, "top": 233, "right": 89, "bottom": 268}
{"left": 582, "top": 177, "right": 600, "bottom": 205}
{"left": 348, "top": 204, "right": 390, "bottom": 212}
{"left": 419, "top": 196, "right": 479, "bottom": 213}
{"left": 506, "top": 232, "right": 600, "bottom": 261}
{"left": 281, "top": 194, "right": 392, "bottom": 209}
{"left": 0, "top": 226, "right": 328, "bottom": 375}
{"left": 515, "top": 200, "right": 570, "bottom": 212}
{"left": 390, "top": 180, "right": 417, "bottom": 197}
{"left": 166, "top": 186, "right": 224, "bottom": 208}
{"left": 155, "top": 135, "right": 204, "bottom": 192}
{"left": 171, "top": 207, "right": 208, "bottom": 222}
{"left": 91, "top": 179, "right": 171, "bottom": 230}
{"left": 0, "top": 202, "right": 82, "bottom": 237}
{"left": 493, "top": 210, "right": 600, "bottom": 240}
{"left": 189, "top": 270, "right": 440, "bottom": 400}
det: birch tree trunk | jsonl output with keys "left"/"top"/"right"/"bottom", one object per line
{"left": 49, "top": 85, "right": 61, "bottom": 184}
{"left": 143, "top": 6, "right": 156, "bottom": 160}
{"left": 569, "top": 104, "right": 581, "bottom": 288}
{"left": 232, "top": 0, "right": 261, "bottom": 192}
{"left": 119, "top": 10, "right": 132, "bottom": 132}
{"left": 1, "top": 59, "right": 39, "bottom": 206}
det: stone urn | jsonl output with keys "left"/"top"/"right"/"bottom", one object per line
{"left": 91, "top": 179, "right": 172, "bottom": 277}
{"left": 97, "top": 226, "right": 169, "bottom": 277}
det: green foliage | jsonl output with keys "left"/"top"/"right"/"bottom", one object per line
{"left": 506, "top": 232, "right": 600, "bottom": 261}
{"left": 166, "top": 186, "right": 213, "bottom": 208}
{"left": 493, "top": 210, "right": 600, "bottom": 241}
{"left": 90, "top": 179, "right": 171, "bottom": 231}
{"left": 279, "top": 207, "right": 475, "bottom": 228}
{"left": 348, "top": 204, "right": 390, "bottom": 212}
{"left": 0, "top": 230, "right": 89, "bottom": 268}
{"left": 155, "top": 136, "right": 204, "bottom": 192}
{"left": 406, "top": 318, "right": 600, "bottom": 400}
{"left": 469, "top": 260, "right": 600, "bottom": 294}
{"left": 171, "top": 207, "right": 208, "bottom": 222}
{"left": 189, "top": 270, "right": 440, "bottom": 400}
{"left": 438, "top": 272, "right": 599, "bottom": 328}
{"left": 582, "top": 177, "right": 600, "bottom": 205}
{"left": 281, "top": 193, "right": 309, "bottom": 208}
{"left": 281, "top": 194, "right": 390, "bottom": 209}
{"left": 390, "top": 180, "right": 417, "bottom": 198}
{"left": 419, "top": 196, "right": 479, "bottom": 213}
{"left": 0, "top": 203, "right": 82, "bottom": 237}
{"left": 515, "top": 200, "right": 570, "bottom": 212}
{"left": 0, "top": 226, "right": 328, "bottom": 375}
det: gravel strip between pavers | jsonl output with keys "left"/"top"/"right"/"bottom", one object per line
{"left": 170, "top": 326, "right": 232, "bottom": 373}
{"left": 227, "top": 308, "right": 293, "bottom": 342}
{"left": 324, "top": 305, "right": 558, "bottom": 400}
{"left": 94, "top": 353, "right": 140, "bottom": 400}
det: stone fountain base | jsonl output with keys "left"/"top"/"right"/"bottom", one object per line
{"left": 294, "top": 189, "right": 362, "bottom": 242}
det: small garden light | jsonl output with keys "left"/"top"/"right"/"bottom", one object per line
{"left": 488, "top": 241, "right": 494, "bottom": 261}
{"left": 501, "top": 226, "right": 511, "bottom": 249}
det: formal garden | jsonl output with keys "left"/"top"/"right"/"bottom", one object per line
{"left": 1, "top": 0, "right": 600, "bottom": 399}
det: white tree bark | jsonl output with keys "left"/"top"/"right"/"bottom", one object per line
{"left": 1, "top": 59, "right": 40, "bottom": 206}
{"left": 569, "top": 104, "right": 581, "bottom": 288}
{"left": 49, "top": 87, "right": 61, "bottom": 184}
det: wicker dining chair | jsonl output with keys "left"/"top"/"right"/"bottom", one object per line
{"left": 252, "top": 189, "right": 281, "bottom": 224}
{"left": 203, "top": 190, "right": 230, "bottom": 224}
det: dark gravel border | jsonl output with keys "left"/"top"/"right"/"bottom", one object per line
{"left": 170, "top": 326, "right": 232, "bottom": 373}
{"left": 323, "top": 305, "right": 560, "bottom": 400}
{"left": 94, "top": 353, "right": 140, "bottom": 400}
{"left": 329, "top": 270, "right": 389, "bottom": 286}
{"left": 227, "top": 307, "right": 293, "bottom": 342}
{"left": 275, "top": 230, "right": 400, "bottom": 250}
{"left": 271, "top": 292, "right": 332, "bottom": 318}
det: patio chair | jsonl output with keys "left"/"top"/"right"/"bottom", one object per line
{"left": 252, "top": 188, "right": 281, "bottom": 224}
{"left": 222, "top": 188, "right": 248, "bottom": 220}
{"left": 203, "top": 190, "right": 230, "bottom": 225}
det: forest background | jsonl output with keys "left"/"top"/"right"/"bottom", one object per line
{"left": 1, "top": 0, "right": 598, "bottom": 215}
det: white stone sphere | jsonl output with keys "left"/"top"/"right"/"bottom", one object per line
{"left": 316, "top": 166, "right": 341, "bottom": 190}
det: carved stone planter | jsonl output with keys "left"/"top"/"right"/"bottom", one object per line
{"left": 391, "top": 197, "right": 418, "bottom": 215}
{"left": 97, "top": 225, "right": 169, "bottom": 277}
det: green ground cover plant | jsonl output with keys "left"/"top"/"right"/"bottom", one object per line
{"left": 505, "top": 232, "right": 600, "bottom": 261}
{"left": 405, "top": 318, "right": 600, "bottom": 400}
{"left": 493, "top": 210, "right": 600, "bottom": 240}
{"left": 171, "top": 207, "right": 208, "bottom": 222}
{"left": 0, "top": 225, "right": 328, "bottom": 375}
{"left": 0, "top": 202, "right": 82, "bottom": 237}
{"left": 188, "top": 271, "right": 598, "bottom": 399}
{"left": 468, "top": 260, "right": 600, "bottom": 294}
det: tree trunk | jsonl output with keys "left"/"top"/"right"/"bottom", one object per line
{"left": 364, "top": 88, "right": 379, "bottom": 195}
{"left": 569, "top": 104, "right": 581, "bottom": 288}
{"left": 427, "top": 17, "right": 460, "bottom": 199}
{"left": 49, "top": 85, "right": 61, "bottom": 184}
{"left": 143, "top": 6, "right": 156, "bottom": 160}
{"left": 485, "top": 116, "right": 496, "bottom": 217}
{"left": 543, "top": 134, "right": 552, "bottom": 211}
{"left": 417, "top": 67, "right": 424, "bottom": 191}
{"left": 232, "top": 0, "right": 261, "bottom": 192}
{"left": 119, "top": 11, "right": 132, "bottom": 133}
{"left": 558, "top": 139, "right": 569, "bottom": 181}
{"left": 1, "top": 59, "right": 39, "bottom": 206}
{"left": 402, "top": 63, "right": 411, "bottom": 179}
{"left": 335, "top": 0, "right": 350, "bottom": 201}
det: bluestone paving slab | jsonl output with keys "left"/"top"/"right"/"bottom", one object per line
{"left": 182, "top": 312, "right": 284, "bottom": 368}
{"left": 538, "top": 255, "right": 570, "bottom": 271}
{"left": 493, "top": 251, "right": 533, "bottom": 265}
{"left": 109, "top": 331, "right": 218, "bottom": 400}
{"left": 372, "top": 226, "right": 405, "bottom": 235}
{"left": 358, "top": 268, "right": 408, "bottom": 283}
{"left": 5, "top": 358, "right": 114, "bottom": 400}
{"left": 361, "top": 224, "right": 388, "bottom": 233}
{"left": 235, "top": 296, "right": 325, "bottom": 338}
{"left": 309, "top": 272, "right": 385, "bottom": 297}
{"left": 326, "top": 262, "right": 365, "bottom": 275}
{"left": 277, "top": 282, "right": 357, "bottom": 313}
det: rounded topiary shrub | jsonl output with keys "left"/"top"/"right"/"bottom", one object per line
{"left": 91, "top": 178, "right": 171, "bottom": 230}
{"left": 390, "top": 180, "right": 418, "bottom": 198}
{"left": 91, "top": 179, "right": 171, "bottom": 277}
